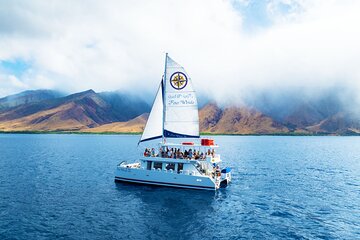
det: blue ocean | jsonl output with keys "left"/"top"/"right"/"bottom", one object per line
{"left": 0, "top": 134, "right": 359, "bottom": 239}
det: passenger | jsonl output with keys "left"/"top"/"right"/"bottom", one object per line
{"left": 211, "top": 149, "right": 215, "bottom": 157}
{"left": 166, "top": 147, "right": 169, "bottom": 157}
{"left": 167, "top": 149, "right": 172, "bottom": 158}
{"left": 172, "top": 149, "right": 175, "bottom": 158}
{"left": 200, "top": 152, "right": 204, "bottom": 159}
{"left": 188, "top": 149, "right": 193, "bottom": 159}
{"left": 194, "top": 152, "right": 199, "bottom": 160}
{"left": 151, "top": 148, "right": 155, "bottom": 157}
{"left": 207, "top": 149, "right": 211, "bottom": 156}
{"left": 184, "top": 150, "right": 188, "bottom": 159}
{"left": 144, "top": 149, "right": 148, "bottom": 157}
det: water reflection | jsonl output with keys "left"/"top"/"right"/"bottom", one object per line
{"left": 115, "top": 181, "right": 217, "bottom": 204}
{"left": 114, "top": 182, "right": 224, "bottom": 238}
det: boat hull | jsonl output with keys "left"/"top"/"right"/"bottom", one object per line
{"left": 115, "top": 167, "right": 216, "bottom": 190}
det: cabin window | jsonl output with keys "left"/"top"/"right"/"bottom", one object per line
{"left": 154, "top": 162, "right": 162, "bottom": 170}
{"left": 147, "top": 161, "right": 152, "bottom": 170}
{"left": 177, "top": 163, "right": 184, "bottom": 173}
{"left": 165, "top": 163, "right": 175, "bottom": 171}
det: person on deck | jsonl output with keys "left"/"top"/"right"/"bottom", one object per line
{"left": 194, "top": 151, "right": 199, "bottom": 160}
{"left": 211, "top": 149, "right": 215, "bottom": 157}
{"left": 167, "top": 149, "right": 172, "bottom": 158}
{"left": 188, "top": 149, "right": 193, "bottom": 159}
{"left": 165, "top": 147, "right": 169, "bottom": 158}
{"left": 145, "top": 148, "right": 151, "bottom": 157}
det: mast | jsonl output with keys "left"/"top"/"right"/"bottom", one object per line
{"left": 162, "top": 53, "right": 168, "bottom": 144}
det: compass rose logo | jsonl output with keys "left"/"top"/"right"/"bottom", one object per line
{"left": 170, "top": 72, "right": 188, "bottom": 90}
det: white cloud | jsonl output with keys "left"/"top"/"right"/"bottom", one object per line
{"left": 0, "top": 0, "right": 359, "bottom": 102}
{"left": 0, "top": 74, "right": 28, "bottom": 97}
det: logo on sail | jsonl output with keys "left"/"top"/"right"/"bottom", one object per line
{"left": 170, "top": 72, "right": 188, "bottom": 90}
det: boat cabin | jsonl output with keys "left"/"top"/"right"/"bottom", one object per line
{"left": 138, "top": 139, "right": 222, "bottom": 177}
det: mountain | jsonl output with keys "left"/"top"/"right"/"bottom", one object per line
{"left": 0, "top": 90, "right": 149, "bottom": 132}
{"left": 281, "top": 97, "right": 342, "bottom": 130}
{"left": 0, "top": 90, "right": 63, "bottom": 111}
{"left": 81, "top": 113, "right": 149, "bottom": 133}
{"left": 306, "top": 112, "right": 360, "bottom": 134}
{"left": 98, "top": 91, "right": 150, "bottom": 121}
{"left": 199, "top": 103, "right": 289, "bottom": 134}
{"left": 83, "top": 103, "right": 290, "bottom": 135}
{"left": 0, "top": 89, "right": 359, "bottom": 135}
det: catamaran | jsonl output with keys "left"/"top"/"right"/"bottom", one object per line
{"left": 115, "top": 54, "right": 231, "bottom": 190}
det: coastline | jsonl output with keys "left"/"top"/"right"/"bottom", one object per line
{"left": 0, "top": 130, "right": 359, "bottom": 136}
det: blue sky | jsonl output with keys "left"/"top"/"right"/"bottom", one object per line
{"left": 232, "top": 1, "right": 272, "bottom": 30}
{"left": 0, "top": 0, "right": 359, "bottom": 102}
{"left": 0, "top": 59, "right": 31, "bottom": 78}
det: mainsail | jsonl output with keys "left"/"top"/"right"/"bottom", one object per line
{"left": 139, "top": 54, "right": 199, "bottom": 144}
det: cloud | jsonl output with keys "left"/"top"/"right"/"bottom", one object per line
{"left": 0, "top": 74, "right": 28, "bottom": 97}
{"left": 0, "top": 0, "right": 359, "bottom": 104}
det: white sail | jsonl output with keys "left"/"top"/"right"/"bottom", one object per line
{"left": 139, "top": 83, "right": 163, "bottom": 143}
{"left": 163, "top": 55, "right": 199, "bottom": 138}
{"left": 139, "top": 54, "right": 199, "bottom": 144}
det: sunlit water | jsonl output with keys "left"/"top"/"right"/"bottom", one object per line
{"left": 0, "top": 134, "right": 359, "bottom": 239}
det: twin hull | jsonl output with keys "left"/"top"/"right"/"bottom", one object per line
{"left": 115, "top": 167, "right": 217, "bottom": 190}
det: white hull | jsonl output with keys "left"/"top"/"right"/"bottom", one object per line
{"left": 115, "top": 166, "right": 217, "bottom": 190}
